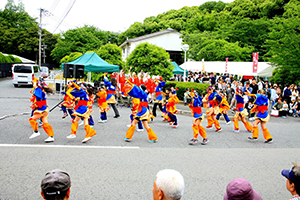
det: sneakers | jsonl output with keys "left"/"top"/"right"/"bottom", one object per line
{"left": 248, "top": 136, "right": 258, "bottom": 141}
{"left": 29, "top": 131, "right": 40, "bottom": 139}
{"left": 173, "top": 124, "right": 178, "bottom": 128}
{"left": 44, "top": 136, "right": 54, "bottom": 143}
{"left": 201, "top": 138, "right": 209, "bottom": 145}
{"left": 114, "top": 115, "right": 120, "bottom": 118}
{"left": 232, "top": 129, "right": 240, "bottom": 133}
{"left": 62, "top": 112, "right": 68, "bottom": 119}
{"left": 149, "top": 139, "right": 158, "bottom": 143}
{"left": 125, "top": 138, "right": 132, "bottom": 142}
{"left": 137, "top": 129, "right": 144, "bottom": 132}
{"left": 78, "top": 121, "right": 84, "bottom": 126}
{"left": 98, "top": 119, "right": 104, "bottom": 123}
{"left": 169, "top": 122, "right": 174, "bottom": 125}
{"left": 282, "top": 116, "right": 287, "bottom": 119}
{"left": 264, "top": 138, "right": 273, "bottom": 143}
{"left": 215, "top": 128, "right": 222, "bottom": 132}
{"left": 66, "top": 134, "right": 76, "bottom": 139}
{"left": 126, "top": 124, "right": 131, "bottom": 127}
{"left": 162, "top": 118, "right": 167, "bottom": 122}
{"left": 189, "top": 138, "right": 198, "bottom": 145}
{"left": 206, "top": 126, "right": 213, "bottom": 129}
{"left": 82, "top": 137, "right": 91, "bottom": 143}
{"left": 226, "top": 121, "right": 231, "bottom": 125}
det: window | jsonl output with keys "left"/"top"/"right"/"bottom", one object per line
{"left": 13, "top": 65, "right": 32, "bottom": 73}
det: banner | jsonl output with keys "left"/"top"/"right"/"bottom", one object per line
{"left": 253, "top": 52, "right": 258, "bottom": 73}
{"left": 202, "top": 59, "right": 205, "bottom": 72}
{"left": 225, "top": 57, "right": 228, "bottom": 73}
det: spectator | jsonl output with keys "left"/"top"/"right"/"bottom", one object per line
{"left": 224, "top": 178, "right": 262, "bottom": 200}
{"left": 289, "top": 99, "right": 298, "bottom": 117}
{"left": 210, "top": 73, "right": 216, "bottom": 86}
{"left": 270, "top": 85, "right": 278, "bottom": 108}
{"left": 184, "top": 88, "right": 192, "bottom": 106}
{"left": 291, "top": 85, "right": 299, "bottom": 102}
{"left": 258, "top": 77, "right": 265, "bottom": 90}
{"left": 153, "top": 169, "right": 184, "bottom": 200}
{"left": 272, "top": 98, "right": 287, "bottom": 117}
{"left": 282, "top": 99, "right": 289, "bottom": 118}
{"left": 41, "top": 169, "right": 71, "bottom": 200}
{"left": 250, "top": 79, "right": 259, "bottom": 94}
{"left": 283, "top": 85, "right": 292, "bottom": 104}
{"left": 296, "top": 99, "right": 300, "bottom": 117}
{"left": 281, "top": 163, "right": 300, "bottom": 200}
{"left": 226, "top": 83, "right": 235, "bottom": 105}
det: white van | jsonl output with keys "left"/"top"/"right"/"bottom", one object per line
{"left": 40, "top": 66, "right": 49, "bottom": 78}
{"left": 12, "top": 64, "right": 41, "bottom": 87}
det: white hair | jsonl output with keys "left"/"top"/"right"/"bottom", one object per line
{"left": 155, "top": 169, "right": 184, "bottom": 200}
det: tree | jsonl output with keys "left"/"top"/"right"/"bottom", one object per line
{"left": 126, "top": 43, "right": 174, "bottom": 80}
{"left": 60, "top": 52, "right": 83, "bottom": 63}
{"left": 51, "top": 25, "right": 119, "bottom": 63}
{"left": 96, "top": 44, "right": 125, "bottom": 69}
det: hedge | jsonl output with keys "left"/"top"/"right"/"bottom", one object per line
{"left": 164, "top": 81, "right": 210, "bottom": 100}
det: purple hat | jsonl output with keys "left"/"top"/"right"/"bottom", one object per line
{"left": 224, "top": 178, "right": 262, "bottom": 200}
{"left": 282, "top": 167, "right": 300, "bottom": 185}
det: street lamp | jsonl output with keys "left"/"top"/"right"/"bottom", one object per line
{"left": 182, "top": 44, "right": 189, "bottom": 82}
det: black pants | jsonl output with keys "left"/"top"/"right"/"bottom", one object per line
{"left": 110, "top": 103, "right": 119, "bottom": 116}
{"left": 152, "top": 103, "right": 163, "bottom": 117}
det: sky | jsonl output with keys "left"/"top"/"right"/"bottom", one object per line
{"left": 0, "top": 0, "right": 235, "bottom": 34}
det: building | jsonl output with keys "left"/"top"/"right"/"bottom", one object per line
{"left": 119, "top": 28, "right": 184, "bottom": 65}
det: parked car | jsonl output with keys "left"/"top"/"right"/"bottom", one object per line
{"left": 40, "top": 66, "right": 49, "bottom": 78}
{"left": 12, "top": 64, "right": 41, "bottom": 87}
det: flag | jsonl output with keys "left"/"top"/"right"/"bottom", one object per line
{"left": 202, "top": 59, "right": 205, "bottom": 72}
{"left": 225, "top": 57, "right": 228, "bottom": 73}
{"left": 253, "top": 53, "right": 258, "bottom": 73}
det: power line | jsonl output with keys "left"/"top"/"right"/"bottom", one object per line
{"left": 49, "top": 0, "right": 60, "bottom": 13}
{"left": 52, "top": 0, "right": 77, "bottom": 34}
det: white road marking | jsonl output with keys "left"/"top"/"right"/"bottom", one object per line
{"left": 0, "top": 144, "right": 140, "bottom": 149}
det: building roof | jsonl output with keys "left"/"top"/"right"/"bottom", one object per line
{"left": 119, "top": 28, "right": 181, "bottom": 48}
{"left": 1, "top": 52, "right": 35, "bottom": 63}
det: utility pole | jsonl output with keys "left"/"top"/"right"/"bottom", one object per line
{"left": 38, "top": 8, "right": 43, "bottom": 68}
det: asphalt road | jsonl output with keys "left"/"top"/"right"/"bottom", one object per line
{"left": 0, "top": 78, "right": 300, "bottom": 200}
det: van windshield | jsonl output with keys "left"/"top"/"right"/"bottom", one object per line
{"left": 14, "top": 65, "right": 32, "bottom": 73}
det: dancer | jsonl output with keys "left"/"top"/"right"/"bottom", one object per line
{"left": 216, "top": 93, "right": 231, "bottom": 125}
{"left": 166, "top": 89, "right": 179, "bottom": 128}
{"left": 66, "top": 81, "right": 97, "bottom": 143}
{"left": 206, "top": 87, "right": 222, "bottom": 132}
{"left": 246, "top": 89, "right": 273, "bottom": 143}
{"left": 85, "top": 83, "right": 95, "bottom": 127}
{"left": 60, "top": 84, "right": 76, "bottom": 121}
{"left": 203, "top": 87, "right": 214, "bottom": 129}
{"left": 103, "top": 73, "right": 120, "bottom": 118}
{"left": 162, "top": 87, "right": 171, "bottom": 122}
{"left": 189, "top": 90, "right": 209, "bottom": 145}
{"left": 28, "top": 78, "right": 55, "bottom": 142}
{"left": 129, "top": 97, "right": 144, "bottom": 131}
{"left": 232, "top": 88, "right": 253, "bottom": 132}
{"left": 152, "top": 77, "right": 165, "bottom": 117}
{"left": 97, "top": 85, "right": 109, "bottom": 123}
{"left": 124, "top": 81, "right": 158, "bottom": 143}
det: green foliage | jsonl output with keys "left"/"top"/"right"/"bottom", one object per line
{"left": 165, "top": 81, "right": 210, "bottom": 100}
{"left": 13, "top": 56, "right": 22, "bottom": 63}
{"left": 60, "top": 52, "right": 83, "bottom": 63}
{"left": 126, "top": 43, "right": 174, "bottom": 80}
{"left": 96, "top": 44, "right": 125, "bottom": 69}
{"left": 0, "top": 53, "right": 6, "bottom": 63}
{"left": 51, "top": 25, "right": 119, "bottom": 63}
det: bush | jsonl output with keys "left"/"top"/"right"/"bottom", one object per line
{"left": 165, "top": 81, "right": 210, "bottom": 100}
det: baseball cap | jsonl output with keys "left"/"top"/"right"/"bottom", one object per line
{"left": 224, "top": 178, "right": 262, "bottom": 200}
{"left": 281, "top": 166, "right": 300, "bottom": 185}
{"left": 41, "top": 169, "right": 71, "bottom": 196}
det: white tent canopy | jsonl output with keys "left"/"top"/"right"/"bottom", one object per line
{"left": 179, "top": 61, "right": 275, "bottom": 77}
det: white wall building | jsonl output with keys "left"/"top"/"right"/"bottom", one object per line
{"left": 119, "top": 28, "right": 184, "bottom": 64}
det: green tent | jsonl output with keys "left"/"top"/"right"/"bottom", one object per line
{"left": 61, "top": 52, "right": 119, "bottom": 72}
{"left": 172, "top": 61, "right": 186, "bottom": 76}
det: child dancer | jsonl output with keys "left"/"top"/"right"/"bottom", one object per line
{"left": 28, "top": 78, "right": 55, "bottom": 142}
{"left": 246, "top": 89, "right": 273, "bottom": 143}
{"left": 124, "top": 82, "right": 158, "bottom": 143}
{"left": 216, "top": 93, "right": 231, "bottom": 125}
{"left": 166, "top": 89, "right": 179, "bottom": 128}
{"left": 232, "top": 88, "right": 253, "bottom": 133}
{"left": 206, "top": 87, "right": 222, "bottom": 132}
{"left": 66, "top": 81, "right": 97, "bottom": 143}
{"left": 103, "top": 73, "right": 120, "bottom": 118}
{"left": 189, "top": 90, "right": 209, "bottom": 145}
{"left": 97, "top": 85, "right": 109, "bottom": 123}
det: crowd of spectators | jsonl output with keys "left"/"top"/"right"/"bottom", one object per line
{"left": 175, "top": 71, "right": 300, "bottom": 119}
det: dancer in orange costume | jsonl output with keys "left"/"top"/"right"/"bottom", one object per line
{"left": 28, "top": 78, "right": 55, "bottom": 142}
{"left": 66, "top": 81, "right": 97, "bottom": 143}
{"left": 60, "top": 84, "right": 76, "bottom": 120}
{"left": 189, "top": 90, "right": 209, "bottom": 145}
{"left": 246, "top": 89, "right": 273, "bottom": 143}
{"left": 206, "top": 87, "right": 222, "bottom": 132}
{"left": 124, "top": 81, "right": 158, "bottom": 143}
{"left": 232, "top": 88, "right": 253, "bottom": 133}
{"left": 166, "top": 89, "right": 179, "bottom": 128}
{"left": 96, "top": 85, "right": 109, "bottom": 123}
{"left": 204, "top": 87, "right": 214, "bottom": 129}
{"left": 216, "top": 93, "right": 231, "bottom": 125}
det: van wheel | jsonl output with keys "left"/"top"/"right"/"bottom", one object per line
{"left": 13, "top": 84, "right": 18, "bottom": 87}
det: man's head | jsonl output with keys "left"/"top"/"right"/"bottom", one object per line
{"left": 41, "top": 169, "right": 71, "bottom": 200}
{"left": 282, "top": 163, "right": 300, "bottom": 196}
{"left": 252, "top": 79, "right": 257, "bottom": 84}
{"left": 153, "top": 169, "right": 184, "bottom": 200}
